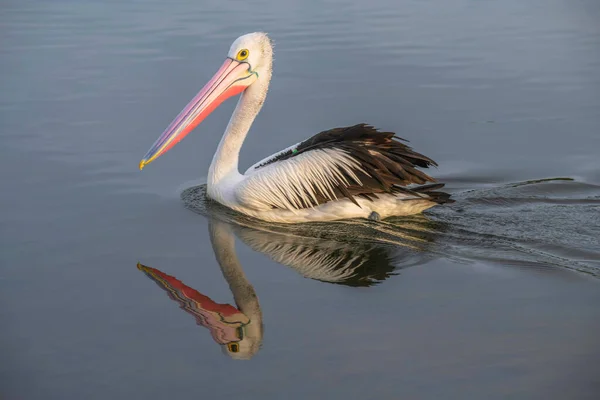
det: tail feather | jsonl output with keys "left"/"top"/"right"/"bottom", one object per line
{"left": 414, "top": 183, "right": 454, "bottom": 204}
{"left": 390, "top": 182, "right": 453, "bottom": 205}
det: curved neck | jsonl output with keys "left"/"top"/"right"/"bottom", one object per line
{"left": 209, "top": 220, "right": 263, "bottom": 359}
{"left": 208, "top": 221, "right": 260, "bottom": 317}
{"left": 208, "top": 67, "right": 271, "bottom": 186}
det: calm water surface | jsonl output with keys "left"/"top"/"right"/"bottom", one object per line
{"left": 1, "top": 0, "right": 600, "bottom": 398}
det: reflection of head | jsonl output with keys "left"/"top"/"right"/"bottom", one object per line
{"left": 220, "top": 328, "right": 261, "bottom": 360}
{"left": 137, "top": 263, "right": 261, "bottom": 360}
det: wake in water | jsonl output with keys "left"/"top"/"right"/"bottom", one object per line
{"left": 181, "top": 178, "right": 600, "bottom": 280}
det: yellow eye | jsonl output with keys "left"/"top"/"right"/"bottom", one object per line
{"left": 227, "top": 343, "right": 240, "bottom": 353}
{"left": 236, "top": 49, "right": 249, "bottom": 61}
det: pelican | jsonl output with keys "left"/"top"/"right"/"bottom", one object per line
{"left": 140, "top": 32, "right": 451, "bottom": 223}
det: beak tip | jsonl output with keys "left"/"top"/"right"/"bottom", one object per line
{"left": 139, "top": 160, "right": 146, "bottom": 171}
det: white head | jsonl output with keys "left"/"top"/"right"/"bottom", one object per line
{"left": 140, "top": 32, "right": 274, "bottom": 170}
{"left": 227, "top": 32, "right": 273, "bottom": 80}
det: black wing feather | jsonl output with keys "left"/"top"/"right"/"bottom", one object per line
{"left": 252, "top": 124, "right": 451, "bottom": 208}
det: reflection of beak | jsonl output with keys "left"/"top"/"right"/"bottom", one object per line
{"left": 139, "top": 58, "right": 258, "bottom": 170}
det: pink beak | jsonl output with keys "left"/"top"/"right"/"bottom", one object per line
{"left": 140, "top": 58, "right": 257, "bottom": 170}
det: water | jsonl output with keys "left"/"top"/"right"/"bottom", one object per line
{"left": 1, "top": 0, "right": 600, "bottom": 398}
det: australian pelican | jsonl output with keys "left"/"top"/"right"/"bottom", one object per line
{"left": 140, "top": 32, "right": 451, "bottom": 223}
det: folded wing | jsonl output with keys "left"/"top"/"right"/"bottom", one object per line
{"left": 237, "top": 124, "right": 440, "bottom": 211}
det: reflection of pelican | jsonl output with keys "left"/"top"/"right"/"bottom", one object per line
{"left": 231, "top": 222, "right": 430, "bottom": 286}
{"left": 138, "top": 221, "right": 262, "bottom": 360}
{"left": 138, "top": 190, "right": 443, "bottom": 358}
{"left": 139, "top": 32, "right": 451, "bottom": 223}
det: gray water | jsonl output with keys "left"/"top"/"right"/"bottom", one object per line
{"left": 1, "top": 0, "right": 600, "bottom": 398}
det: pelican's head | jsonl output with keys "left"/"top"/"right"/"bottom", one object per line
{"left": 139, "top": 32, "right": 273, "bottom": 170}
{"left": 221, "top": 324, "right": 263, "bottom": 360}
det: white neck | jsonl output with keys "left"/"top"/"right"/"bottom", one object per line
{"left": 209, "top": 220, "right": 263, "bottom": 359}
{"left": 207, "top": 67, "right": 271, "bottom": 187}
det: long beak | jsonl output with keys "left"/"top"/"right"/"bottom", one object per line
{"left": 139, "top": 58, "right": 257, "bottom": 170}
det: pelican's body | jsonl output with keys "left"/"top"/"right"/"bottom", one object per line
{"left": 140, "top": 33, "right": 451, "bottom": 223}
